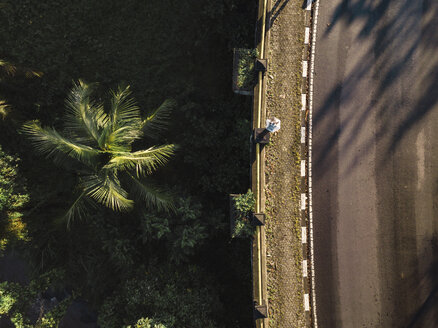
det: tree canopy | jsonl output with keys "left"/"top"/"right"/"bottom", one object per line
{"left": 0, "top": 0, "right": 256, "bottom": 326}
{"left": 22, "top": 81, "right": 176, "bottom": 225}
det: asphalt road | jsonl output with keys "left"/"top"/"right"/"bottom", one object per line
{"left": 312, "top": 0, "right": 438, "bottom": 327}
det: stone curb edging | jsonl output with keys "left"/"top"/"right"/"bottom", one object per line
{"left": 301, "top": 0, "right": 320, "bottom": 327}
{"left": 251, "top": 1, "right": 271, "bottom": 327}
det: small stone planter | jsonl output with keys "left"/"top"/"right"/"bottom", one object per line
{"left": 232, "top": 48, "right": 258, "bottom": 96}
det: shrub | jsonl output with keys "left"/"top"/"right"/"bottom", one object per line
{"left": 98, "top": 265, "right": 222, "bottom": 328}
{"left": 124, "top": 317, "right": 166, "bottom": 328}
{"left": 231, "top": 190, "right": 255, "bottom": 238}
{"left": 0, "top": 270, "right": 70, "bottom": 328}
{"left": 0, "top": 145, "right": 29, "bottom": 253}
{"left": 234, "top": 48, "right": 258, "bottom": 91}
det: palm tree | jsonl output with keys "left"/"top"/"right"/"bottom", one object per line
{"left": 22, "top": 80, "right": 176, "bottom": 226}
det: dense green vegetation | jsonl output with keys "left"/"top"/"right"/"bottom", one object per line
{"left": 0, "top": 269, "right": 71, "bottom": 328}
{"left": 0, "top": 146, "right": 29, "bottom": 253}
{"left": 231, "top": 190, "right": 256, "bottom": 238}
{"left": 235, "top": 49, "right": 257, "bottom": 91}
{"left": 0, "top": 0, "right": 256, "bottom": 327}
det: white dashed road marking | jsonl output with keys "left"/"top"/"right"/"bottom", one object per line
{"left": 301, "top": 94, "right": 307, "bottom": 111}
{"left": 302, "top": 226, "right": 307, "bottom": 244}
{"left": 302, "top": 61, "right": 308, "bottom": 78}
{"left": 303, "top": 259, "right": 308, "bottom": 277}
{"left": 304, "top": 293, "right": 310, "bottom": 311}
{"left": 301, "top": 193, "right": 307, "bottom": 210}
{"left": 304, "top": 27, "right": 310, "bottom": 44}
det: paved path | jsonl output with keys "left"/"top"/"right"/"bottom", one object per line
{"left": 312, "top": 0, "right": 438, "bottom": 327}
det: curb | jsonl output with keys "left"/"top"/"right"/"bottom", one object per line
{"left": 251, "top": 0, "right": 271, "bottom": 328}
{"left": 301, "top": 0, "right": 320, "bottom": 327}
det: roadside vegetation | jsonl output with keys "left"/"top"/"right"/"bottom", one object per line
{"left": 0, "top": 0, "right": 257, "bottom": 327}
{"left": 230, "top": 190, "right": 256, "bottom": 239}
{"left": 234, "top": 48, "right": 258, "bottom": 92}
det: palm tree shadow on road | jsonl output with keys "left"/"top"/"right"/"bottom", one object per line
{"left": 314, "top": 0, "right": 438, "bottom": 178}
{"left": 312, "top": 0, "right": 438, "bottom": 326}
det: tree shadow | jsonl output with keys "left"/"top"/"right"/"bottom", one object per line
{"left": 313, "top": 0, "right": 438, "bottom": 326}
{"left": 314, "top": 0, "right": 438, "bottom": 178}
{"left": 301, "top": 0, "right": 315, "bottom": 10}
{"left": 269, "top": 0, "right": 292, "bottom": 28}
{"left": 255, "top": 0, "right": 291, "bottom": 47}
{"left": 404, "top": 239, "right": 438, "bottom": 328}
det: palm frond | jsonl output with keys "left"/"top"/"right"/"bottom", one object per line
{"left": 109, "top": 85, "right": 141, "bottom": 128}
{"left": 0, "top": 99, "right": 10, "bottom": 119}
{"left": 98, "top": 123, "right": 142, "bottom": 152}
{"left": 24, "top": 69, "right": 43, "bottom": 78}
{"left": 126, "top": 173, "right": 174, "bottom": 212}
{"left": 0, "top": 59, "right": 42, "bottom": 78}
{"left": 105, "top": 144, "right": 176, "bottom": 176}
{"left": 64, "top": 192, "right": 88, "bottom": 228}
{"left": 0, "top": 59, "right": 16, "bottom": 76}
{"left": 81, "top": 170, "right": 134, "bottom": 212}
{"left": 142, "top": 99, "right": 175, "bottom": 138}
{"left": 97, "top": 125, "right": 115, "bottom": 151}
{"left": 64, "top": 80, "right": 108, "bottom": 144}
{"left": 22, "top": 121, "right": 100, "bottom": 167}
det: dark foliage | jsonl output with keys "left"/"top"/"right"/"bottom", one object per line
{"left": 0, "top": 0, "right": 256, "bottom": 326}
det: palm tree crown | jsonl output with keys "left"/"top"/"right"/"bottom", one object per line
{"left": 23, "top": 80, "right": 176, "bottom": 225}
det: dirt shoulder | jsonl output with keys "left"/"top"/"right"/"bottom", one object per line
{"left": 264, "top": 0, "right": 306, "bottom": 327}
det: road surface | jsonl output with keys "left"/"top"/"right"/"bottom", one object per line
{"left": 312, "top": 0, "right": 438, "bottom": 327}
